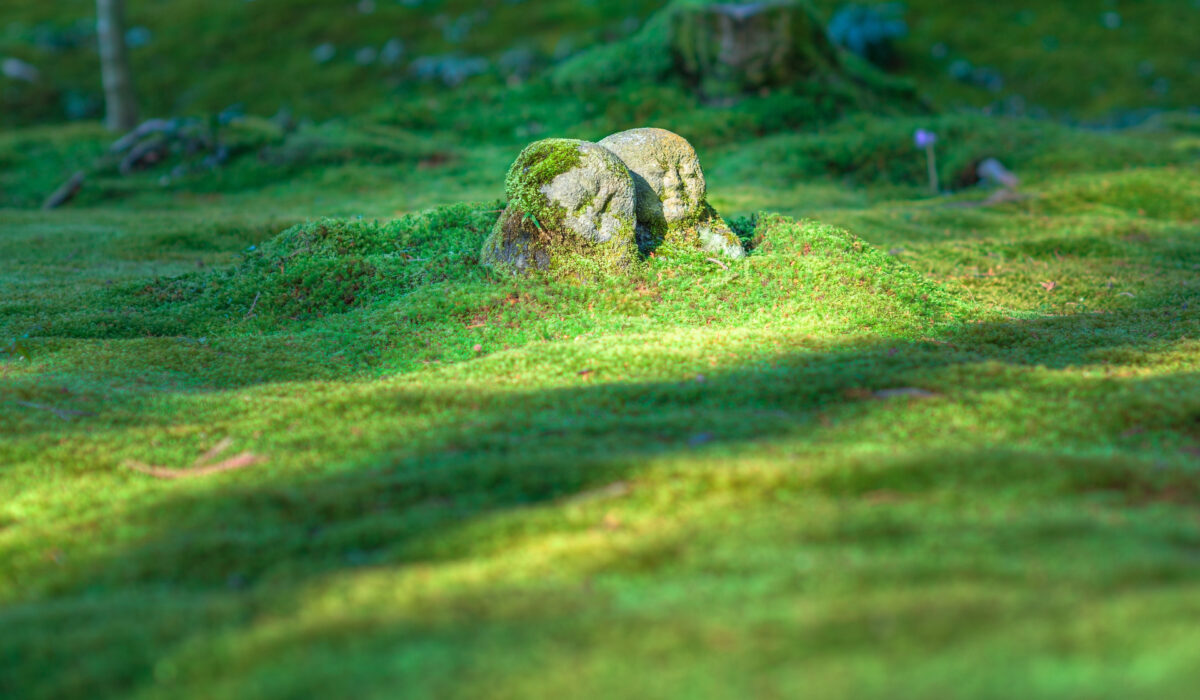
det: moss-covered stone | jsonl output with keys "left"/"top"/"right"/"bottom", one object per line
{"left": 694, "top": 203, "right": 747, "bottom": 259}
{"left": 482, "top": 138, "right": 638, "bottom": 276}
{"left": 599, "top": 127, "right": 745, "bottom": 259}
{"left": 599, "top": 128, "right": 705, "bottom": 241}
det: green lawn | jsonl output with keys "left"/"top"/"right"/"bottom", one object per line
{"left": 3, "top": 120, "right": 1199, "bottom": 696}
{"left": 3, "top": 0, "right": 1200, "bottom": 697}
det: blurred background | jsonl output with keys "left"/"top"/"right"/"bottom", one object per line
{"left": 1, "top": 0, "right": 1197, "bottom": 212}
{"left": 4, "top": 0, "right": 1197, "bottom": 124}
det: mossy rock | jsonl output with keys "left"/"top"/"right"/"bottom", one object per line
{"left": 694, "top": 203, "right": 746, "bottom": 259}
{"left": 482, "top": 138, "right": 638, "bottom": 276}
{"left": 599, "top": 127, "right": 745, "bottom": 259}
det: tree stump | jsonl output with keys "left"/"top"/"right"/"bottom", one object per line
{"left": 669, "top": 1, "right": 839, "bottom": 97}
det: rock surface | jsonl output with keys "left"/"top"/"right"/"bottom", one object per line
{"left": 482, "top": 138, "right": 638, "bottom": 274}
{"left": 599, "top": 127, "right": 744, "bottom": 259}
{"left": 695, "top": 205, "right": 746, "bottom": 259}
{"left": 599, "top": 127, "right": 706, "bottom": 233}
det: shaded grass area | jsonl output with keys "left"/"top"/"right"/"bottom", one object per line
{"left": 826, "top": 0, "right": 1200, "bottom": 119}
{"left": 3, "top": 0, "right": 1197, "bottom": 127}
{"left": 2, "top": 146, "right": 1200, "bottom": 696}
{"left": 1, "top": 0, "right": 656, "bottom": 126}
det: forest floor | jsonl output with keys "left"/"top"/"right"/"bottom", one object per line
{"left": 2, "top": 1, "right": 1200, "bottom": 698}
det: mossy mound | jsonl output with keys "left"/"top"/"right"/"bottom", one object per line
{"left": 132, "top": 203, "right": 498, "bottom": 329}
{"left": 739, "top": 212, "right": 969, "bottom": 326}
{"left": 482, "top": 138, "right": 638, "bottom": 277}
{"left": 0, "top": 117, "right": 442, "bottom": 208}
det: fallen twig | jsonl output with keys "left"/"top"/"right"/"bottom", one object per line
{"left": 245, "top": 292, "right": 262, "bottom": 318}
{"left": 124, "top": 436, "right": 266, "bottom": 479}
{"left": 706, "top": 257, "right": 729, "bottom": 271}
{"left": 124, "top": 452, "right": 266, "bottom": 480}
{"left": 42, "top": 171, "right": 86, "bottom": 210}
{"left": 14, "top": 401, "right": 95, "bottom": 421}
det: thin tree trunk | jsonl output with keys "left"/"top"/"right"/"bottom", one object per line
{"left": 96, "top": 0, "right": 138, "bottom": 132}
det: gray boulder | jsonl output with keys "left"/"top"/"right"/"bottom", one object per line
{"left": 482, "top": 138, "right": 638, "bottom": 275}
{"left": 599, "top": 127, "right": 744, "bottom": 259}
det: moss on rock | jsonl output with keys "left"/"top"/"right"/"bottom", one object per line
{"left": 500, "top": 138, "right": 585, "bottom": 226}
{"left": 482, "top": 138, "right": 639, "bottom": 277}
{"left": 599, "top": 127, "right": 745, "bottom": 259}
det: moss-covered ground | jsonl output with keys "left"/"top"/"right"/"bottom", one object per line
{"left": 3, "top": 1, "right": 1200, "bottom": 698}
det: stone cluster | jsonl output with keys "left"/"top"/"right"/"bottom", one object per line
{"left": 481, "top": 127, "right": 744, "bottom": 275}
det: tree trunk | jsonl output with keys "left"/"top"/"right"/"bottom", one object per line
{"left": 96, "top": 0, "right": 138, "bottom": 132}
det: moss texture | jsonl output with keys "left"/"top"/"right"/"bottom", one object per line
{"left": 501, "top": 138, "right": 584, "bottom": 223}
{"left": 4, "top": 131, "right": 1200, "bottom": 699}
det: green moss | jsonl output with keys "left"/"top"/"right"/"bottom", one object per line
{"left": 4, "top": 141, "right": 1200, "bottom": 698}
{"left": 0, "top": 0, "right": 658, "bottom": 127}
{"left": 670, "top": 0, "right": 838, "bottom": 96}
{"left": 0, "top": 122, "right": 108, "bottom": 208}
{"left": 712, "top": 113, "right": 1196, "bottom": 195}
{"left": 502, "top": 138, "right": 585, "bottom": 227}
{"left": 4, "top": 0, "right": 1196, "bottom": 133}
{"left": 5, "top": 4, "right": 1200, "bottom": 694}
{"left": 105, "top": 203, "right": 501, "bottom": 332}
{"left": 809, "top": 0, "right": 1200, "bottom": 118}
{"left": 0, "top": 117, "right": 446, "bottom": 209}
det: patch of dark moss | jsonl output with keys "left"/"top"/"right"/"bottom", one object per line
{"left": 728, "top": 214, "right": 760, "bottom": 250}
